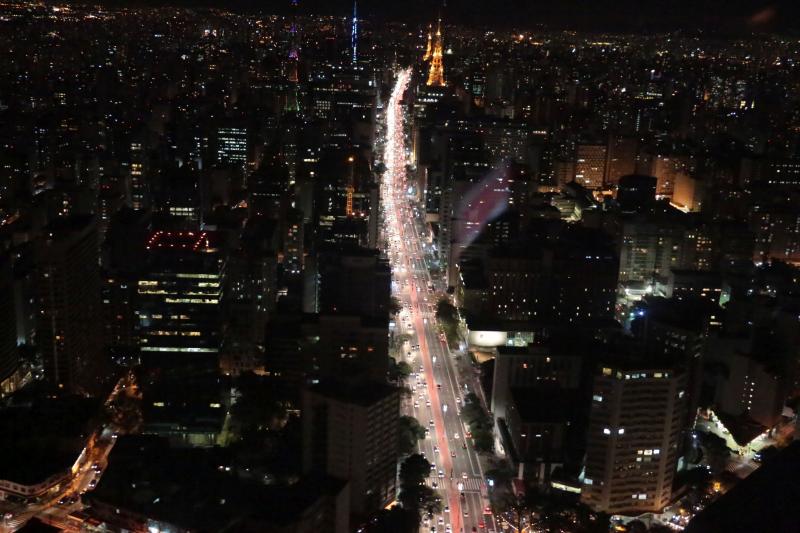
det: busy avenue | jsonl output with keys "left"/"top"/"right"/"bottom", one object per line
{"left": 381, "top": 68, "right": 496, "bottom": 533}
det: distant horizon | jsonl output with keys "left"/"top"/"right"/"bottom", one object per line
{"left": 56, "top": 0, "right": 800, "bottom": 34}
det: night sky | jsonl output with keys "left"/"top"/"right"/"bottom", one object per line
{"left": 71, "top": 0, "right": 799, "bottom": 32}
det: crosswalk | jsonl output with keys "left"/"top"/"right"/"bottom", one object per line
{"left": 425, "top": 476, "right": 484, "bottom": 492}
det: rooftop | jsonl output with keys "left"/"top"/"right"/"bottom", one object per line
{"left": 685, "top": 441, "right": 800, "bottom": 533}
{"left": 0, "top": 389, "right": 100, "bottom": 485}
{"left": 89, "top": 435, "right": 347, "bottom": 531}
{"left": 309, "top": 379, "right": 398, "bottom": 407}
{"left": 510, "top": 386, "right": 577, "bottom": 424}
{"left": 145, "top": 230, "right": 219, "bottom": 252}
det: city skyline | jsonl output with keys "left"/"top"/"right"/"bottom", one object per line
{"left": 72, "top": 0, "right": 800, "bottom": 32}
{"left": 1, "top": 1, "right": 800, "bottom": 532}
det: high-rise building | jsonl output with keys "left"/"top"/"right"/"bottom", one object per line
{"left": 491, "top": 343, "right": 582, "bottom": 424}
{"left": 618, "top": 211, "right": 687, "bottom": 284}
{"left": 616, "top": 174, "right": 656, "bottom": 213}
{"left": 317, "top": 246, "right": 391, "bottom": 320}
{"left": 302, "top": 380, "right": 399, "bottom": 516}
{"left": 574, "top": 143, "right": 607, "bottom": 190}
{"left": 283, "top": 207, "right": 305, "bottom": 276}
{"left": 605, "top": 136, "right": 639, "bottom": 186}
{"left": 137, "top": 231, "right": 227, "bottom": 373}
{"left": 221, "top": 218, "right": 279, "bottom": 376}
{"left": 128, "top": 140, "right": 149, "bottom": 211}
{"left": 159, "top": 166, "right": 202, "bottom": 224}
{"left": 36, "top": 215, "right": 104, "bottom": 392}
{"left": 465, "top": 225, "right": 617, "bottom": 325}
{"left": 648, "top": 154, "right": 693, "bottom": 199}
{"left": 0, "top": 254, "right": 18, "bottom": 396}
{"left": 581, "top": 361, "right": 688, "bottom": 515}
{"left": 350, "top": 0, "right": 358, "bottom": 64}
{"left": 216, "top": 126, "right": 249, "bottom": 167}
{"left": 317, "top": 314, "right": 390, "bottom": 381}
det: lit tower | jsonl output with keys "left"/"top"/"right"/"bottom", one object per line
{"left": 285, "top": 0, "right": 301, "bottom": 112}
{"left": 346, "top": 156, "right": 355, "bottom": 216}
{"left": 423, "top": 24, "right": 433, "bottom": 61}
{"left": 351, "top": 0, "right": 358, "bottom": 64}
{"left": 426, "top": 18, "right": 445, "bottom": 86}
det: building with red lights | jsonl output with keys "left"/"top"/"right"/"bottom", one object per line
{"left": 137, "top": 231, "right": 227, "bottom": 372}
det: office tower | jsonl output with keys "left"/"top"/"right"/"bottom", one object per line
{"left": 672, "top": 172, "right": 705, "bottom": 212}
{"left": 317, "top": 246, "right": 390, "bottom": 320}
{"left": 574, "top": 143, "right": 608, "bottom": 190}
{"left": 616, "top": 174, "right": 657, "bottom": 213}
{"left": 766, "top": 158, "right": 800, "bottom": 188}
{"left": 215, "top": 126, "right": 249, "bottom": 167}
{"left": 222, "top": 218, "right": 279, "bottom": 376}
{"left": 284, "top": 207, "right": 305, "bottom": 276}
{"left": 313, "top": 151, "right": 378, "bottom": 248}
{"left": 249, "top": 155, "right": 290, "bottom": 219}
{"left": 302, "top": 380, "right": 399, "bottom": 516}
{"left": 0, "top": 255, "right": 18, "bottom": 395}
{"left": 36, "top": 215, "right": 103, "bottom": 392}
{"left": 317, "top": 314, "right": 390, "bottom": 381}
{"left": 100, "top": 209, "right": 151, "bottom": 363}
{"left": 581, "top": 362, "right": 688, "bottom": 515}
{"left": 0, "top": 149, "right": 29, "bottom": 214}
{"left": 159, "top": 166, "right": 202, "bottom": 223}
{"left": 491, "top": 343, "right": 582, "bottom": 423}
{"left": 350, "top": 0, "right": 358, "bottom": 64}
{"left": 649, "top": 154, "right": 693, "bottom": 198}
{"left": 605, "top": 136, "right": 638, "bottom": 186}
{"left": 137, "top": 230, "right": 227, "bottom": 373}
{"left": 618, "top": 211, "right": 687, "bottom": 284}
{"left": 553, "top": 158, "right": 577, "bottom": 189}
{"left": 750, "top": 197, "right": 800, "bottom": 264}
{"left": 467, "top": 225, "right": 617, "bottom": 324}
{"left": 128, "top": 140, "right": 150, "bottom": 210}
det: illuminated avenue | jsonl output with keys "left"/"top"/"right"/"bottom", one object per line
{"left": 2, "top": 2, "right": 800, "bottom": 533}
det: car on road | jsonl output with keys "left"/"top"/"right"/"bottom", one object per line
{"left": 462, "top": 472, "right": 468, "bottom": 479}
{"left": 429, "top": 419, "right": 434, "bottom": 426}
{"left": 438, "top": 469, "right": 444, "bottom": 478}
{"left": 444, "top": 506, "right": 449, "bottom": 513}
